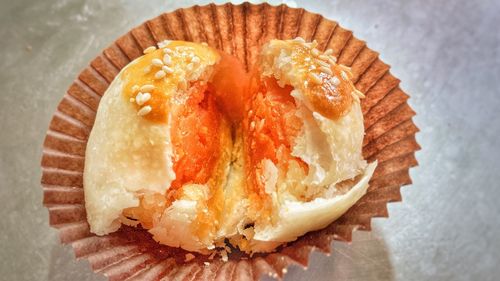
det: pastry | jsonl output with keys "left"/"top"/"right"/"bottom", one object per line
{"left": 41, "top": 4, "right": 419, "bottom": 279}
{"left": 84, "top": 39, "right": 376, "bottom": 254}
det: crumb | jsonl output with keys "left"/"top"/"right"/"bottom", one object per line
{"left": 208, "top": 251, "right": 216, "bottom": 260}
{"left": 157, "top": 40, "right": 171, "bottom": 48}
{"left": 204, "top": 262, "right": 210, "bottom": 266}
{"left": 220, "top": 250, "right": 228, "bottom": 262}
{"left": 184, "top": 253, "right": 195, "bottom": 262}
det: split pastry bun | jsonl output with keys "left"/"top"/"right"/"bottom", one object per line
{"left": 237, "top": 39, "right": 376, "bottom": 252}
{"left": 84, "top": 39, "right": 376, "bottom": 254}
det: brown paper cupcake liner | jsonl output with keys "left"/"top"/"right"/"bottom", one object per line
{"left": 41, "top": 2, "right": 420, "bottom": 280}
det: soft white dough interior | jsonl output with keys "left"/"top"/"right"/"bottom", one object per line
{"left": 292, "top": 92, "right": 367, "bottom": 188}
{"left": 84, "top": 67, "right": 176, "bottom": 235}
{"left": 149, "top": 183, "right": 210, "bottom": 252}
{"left": 149, "top": 200, "right": 199, "bottom": 249}
{"left": 250, "top": 162, "right": 376, "bottom": 252}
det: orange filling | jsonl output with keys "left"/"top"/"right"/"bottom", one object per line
{"left": 210, "top": 53, "right": 248, "bottom": 122}
{"left": 244, "top": 72, "right": 305, "bottom": 219}
{"left": 170, "top": 82, "right": 221, "bottom": 191}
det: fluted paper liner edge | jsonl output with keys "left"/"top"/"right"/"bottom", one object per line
{"left": 41, "top": 2, "right": 420, "bottom": 281}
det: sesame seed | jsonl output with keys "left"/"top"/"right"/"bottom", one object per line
{"left": 204, "top": 262, "right": 210, "bottom": 266}
{"left": 293, "top": 37, "right": 305, "bottom": 43}
{"left": 152, "top": 58, "right": 163, "bottom": 66}
{"left": 257, "top": 119, "right": 265, "bottom": 131}
{"left": 351, "top": 91, "right": 360, "bottom": 103}
{"left": 163, "top": 54, "right": 172, "bottom": 65}
{"left": 178, "top": 46, "right": 194, "bottom": 51}
{"left": 157, "top": 40, "right": 170, "bottom": 48}
{"left": 191, "top": 56, "right": 200, "bottom": 64}
{"left": 136, "top": 92, "right": 151, "bottom": 105}
{"left": 162, "top": 65, "right": 174, "bottom": 73}
{"left": 318, "top": 54, "right": 329, "bottom": 61}
{"left": 250, "top": 121, "right": 255, "bottom": 131}
{"left": 163, "top": 48, "right": 173, "bottom": 54}
{"left": 137, "top": 105, "right": 152, "bottom": 116}
{"left": 140, "top": 84, "right": 154, "bottom": 92}
{"left": 311, "top": 48, "right": 320, "bottom": 57}
{"left": 320, "top": 66, "right": 333, "bottom": 75}
{"left": 187, "top": 63, "right": 194, "bottom": 70}
{"left": 316, "top": 59, "right": 330, "bottom": 68}
{"left": 311, "top": 40, "right": 318, "bottom": 48}
{"left": 143, "top": 65, "right": 151, "bottom": 73}
{"left": 310, "top": 73, "right": 323, "bottom": 84}
{"left": 154, "top": 70, "right": 166, "bottom": 79}
{"left": 201, "top": 42, "right": 208, "bottom": 46}
{"left": 328, "top": 57, "right": 337, "bottom": 65}
{"left": 355, "top": 89, "right": 366, "bottom": 98}
{"left": 324, "top": 49, "right": 334, "bottom": 56}
{"left": 131, "top": 85, "right": 139, "bottom": 92}
{"left": 143, "top": 46, "right": 156, "bottom": 54}
{"left": 340, "top": 65, "right": 352, "bottom": 72}
{"left": 129, "top": 98, "right": 135, "bottom": 103}
{"left": 341, "top": 71, "right": 348, "bottom": 80}
{"left": 331, "top": 76, "right": 340, "bottom": 85}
